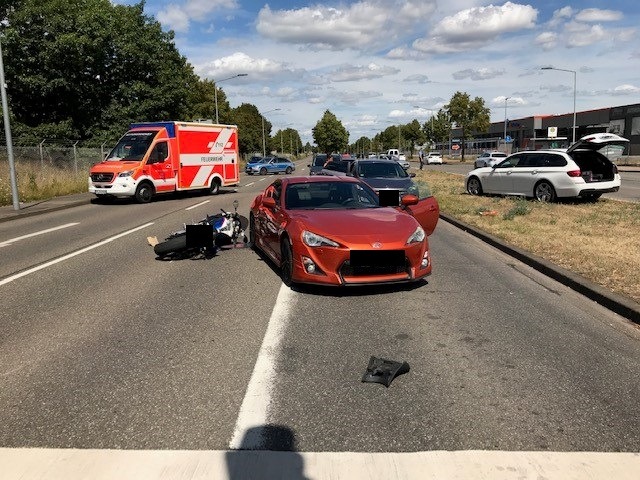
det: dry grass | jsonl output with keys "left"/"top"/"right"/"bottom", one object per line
{"left": 417, "top": 169, "right": 640, "bottom": 304}
{"left": 0, "top": 161, "right": 88, "bottom": 205}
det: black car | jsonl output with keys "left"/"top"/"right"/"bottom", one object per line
{"left": 348, "top": 157, "right": 416, "bottom": 194}
{"left": 308, "top": 153, "right": 328, "bottom": 175}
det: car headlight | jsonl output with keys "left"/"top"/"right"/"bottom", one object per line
{"left": 406, "top": 226, "right": 425, "bottom": 245}
{"left": 302, "top": 230, "right": 339, "bottom": 247}
{"left": 118, "top": 170, "right": 135, "bottom": 177}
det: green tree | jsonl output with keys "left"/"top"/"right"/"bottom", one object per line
{"left": 231, "top": 103, "right": 266, "bottom": 156}
{"left": 423, "top": 109, "right": 453, "bottom": 151}
{"left": 445, "top": 91, "right": 490, "bottom": 160}
{"left": 402, "top": 119, "right": 425, "bottom": 157}
{"left": 312, "top": 110, "right": 348, "bottom": 154}
{"left": 2, "top": 0, "right": 200, "bottom": 143}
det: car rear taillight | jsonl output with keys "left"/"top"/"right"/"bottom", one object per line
{"left": 567, "top": 170, "right": 581, "bottom": 177}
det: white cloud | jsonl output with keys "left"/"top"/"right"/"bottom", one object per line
{"left": 334, "top": 90, "right": 384, "bottom": 105}
{"left": 547, "top": 6, "right": 573, "bottom": 28}
{"left": 157, "top": 0, "right": 239, "bottom": 33}
{"left": 611, "top": 84, "right": 640, "bottom": 95}
{"left": 413, "top": 2, "right": 537, "bottom": 54}
{"left": 575, "top": 8, "right": 623, "bottom": 23}
{"left": 403, "top": 74, "right": 431, "bottom": 84}
{"left": 535, "top": 31, "right": 557, "bottom": 51}
{"left": 255, "top": 1, "right": 437, "bottom": 51}
{"left": 567, "top": 23, "right": 606, "bottom": 48}
{"left": 453, "top": 68, "right": 506, "bottom": 81}
{"left": 329, "top": 63, "right": 400, "bottom": 82}
{"left": 194, "top": 52, "right": 304, "bottom": 82}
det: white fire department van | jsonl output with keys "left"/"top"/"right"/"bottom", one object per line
{"left": 88, "top": 121, "right": 240, "bottom": 203}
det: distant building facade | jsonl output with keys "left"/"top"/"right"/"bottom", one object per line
{"left": 450, "top": 103, "right": 640, "bottom": 156}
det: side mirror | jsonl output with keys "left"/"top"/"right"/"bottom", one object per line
{"left": 401, "top": 194, "right": 419, "bottom": 206}
{"left": 409, "top": 173, "right": 416, "bottom": 178}
{"left": 263, "top": 197, "right": 277, "bottom": 209}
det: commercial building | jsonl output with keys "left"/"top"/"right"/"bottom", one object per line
{"left": 450, "top": 103, "right": 640, "bottom": 156}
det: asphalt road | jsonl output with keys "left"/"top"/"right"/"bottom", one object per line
{"left": 419, "top": 161, "right": 640, "bottom": 202}
{"left": 1, "top": 160, "right": 639, "bottom": 477}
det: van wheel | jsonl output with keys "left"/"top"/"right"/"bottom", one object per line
{"left": 466, "top": 176, "right": 483, "bottom": 196}
{"left": 209, "top": 178, "right": 220, "bottom": 195}
{"left": 534, "top": 181, "right": 556, "bottom": 202}
{"left": 134, "top": 182, "right": 154, "bottom": 203}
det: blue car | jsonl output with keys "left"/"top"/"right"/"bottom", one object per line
{"left": 245, "top": 156, "right": 296, "bottom": 175}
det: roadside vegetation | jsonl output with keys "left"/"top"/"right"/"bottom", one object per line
{"left": 416, "top": 169, "right": 640, "bottom": 305}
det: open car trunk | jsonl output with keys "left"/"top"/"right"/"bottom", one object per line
{"left": 569, "top": 151, "right": 616, "bottom": 183}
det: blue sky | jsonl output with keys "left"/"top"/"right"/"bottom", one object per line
{"left": 114, "top": 1, "right": 640, "bottom": 144}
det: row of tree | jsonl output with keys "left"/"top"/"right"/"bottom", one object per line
{"left": 0, "top": 1, "right": 490, "bottom": 160}
{"left": 316, "top": 93, "right": 490, "bottom": 161}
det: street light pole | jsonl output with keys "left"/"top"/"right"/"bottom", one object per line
{"left": 541, "top": 66, "right": 577, "bottom": 143}
{"left": 261, "top": 108, "right": 281, "bottom": 157}
{"left": 503, "top": 96, "right": 510, "bottom": 147}
{"left": 213, "top": 73, "right": 247, "bottom": 124}
{"left": 0, "top": 38, "right": 19, "bottom": 210}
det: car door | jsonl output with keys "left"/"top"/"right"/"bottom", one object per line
{"left": 146, "top": 141, "right": 173, "bottom": 192}
{"left": 510, "top": 152, "right": 543, "bottom": 196}
{"left": 256, "top": 181, "right": 284, "bottom": 259}
{"left": 400, "top": 180, "right": 439, "bottom": 236}
{"left": 482, "top": 155, "right": 519, "bottom": 194}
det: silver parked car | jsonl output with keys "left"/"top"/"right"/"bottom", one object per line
{"left": 474, "top": 151, "right": 508, "bottom": 168}
{"left": 465, "top": 133, "right": 628, "bottom": 202}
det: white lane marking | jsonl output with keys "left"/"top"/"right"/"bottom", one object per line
{"left": 0, "top": 223, "right": 79, "bottom": 248}
{"left": 185, "top": 200, "right": 210, "bottom": 211}
{"left": 245, "top": 182, "right": 255, "bottom": 187}
{"left": 1, "top": 448, "right": 638, "bottom": 479}
{"left": 0, "top": 223, "right": 154, "bottom": 287}
{"left": 229, "top": 283, "right": 295, "bottom": 450}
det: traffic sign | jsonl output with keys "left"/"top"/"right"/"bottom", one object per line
{"left": 451, "top": 144, "right": 460, "bottom": 150}
{"left": 505, "top": 135, "right": 512, "bottom": 143}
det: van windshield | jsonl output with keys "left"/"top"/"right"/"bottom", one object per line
{"left": 105, "top": 131, "right": 157, "bottom": 161}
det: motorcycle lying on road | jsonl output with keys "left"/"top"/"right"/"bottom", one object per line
{"left": 150, "top": 200, "right": 249, "bottom": 259}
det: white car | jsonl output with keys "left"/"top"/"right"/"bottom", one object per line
{"left": 426, "top": 152, "right": 443, "bottom": 164}
{"left": 465, "top": 133, "right": 628, "bottom": 202}
{"left": 474, "top": 151, "right": 508, "bottom": 168}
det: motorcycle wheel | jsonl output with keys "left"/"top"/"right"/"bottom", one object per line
{"left": 154, "top": 234, "right": 188, "bottom": 257}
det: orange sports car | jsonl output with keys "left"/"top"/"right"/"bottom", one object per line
{"left": 249, "top": 175, "right": 439, "bottom": 286}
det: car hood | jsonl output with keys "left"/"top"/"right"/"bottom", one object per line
{"left": 359, "top": 177, "right": 413, "bottom": 191}
{"left": 290, "top": 208, "right": 420, "bottom": 243}
{"left": 91, "top": 160, "right": 141, "bottom": 172}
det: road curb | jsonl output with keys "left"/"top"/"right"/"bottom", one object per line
{"left": 440, "top": 213, "right": 640, "bottom": 325}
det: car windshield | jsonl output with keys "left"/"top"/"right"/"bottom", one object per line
{"left": 357, "top": 161, "right": 408, "bottom": 178}
{"left": 285, "top": 182, "right": 380, "bottom": 209}
{"left": 105, "top": 131, "right": 156, "bottom": 161}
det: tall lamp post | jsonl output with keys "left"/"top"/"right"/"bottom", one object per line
{"left": 214, "top": 73, "right": 247, "bottom": 124}
{"left": 262, "top": 108, "right": 281, "bottom": 157}
{"left": 541, "top": 66, "right": 576, "bottom": 143}
{"left": 503, "top": 96, "right": 510, "bottom": 147}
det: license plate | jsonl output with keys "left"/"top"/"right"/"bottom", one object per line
{"left": 95, "top": 189, "right": 107, "bottom": 195}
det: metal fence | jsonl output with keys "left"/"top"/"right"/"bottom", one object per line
{"left": 0, "top": 143, "right": 104, "bottom": 173}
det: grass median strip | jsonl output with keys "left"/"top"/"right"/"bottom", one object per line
{"left": 417, "top": 170, "right": 640, "bottom": 305}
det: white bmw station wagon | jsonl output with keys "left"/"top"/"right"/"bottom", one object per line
{"left": 465, "top": 133, "right": 629, "bottom": 202}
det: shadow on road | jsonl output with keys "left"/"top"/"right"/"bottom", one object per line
{"left": 226, "top": 424, "right": 309, "bottom": 480}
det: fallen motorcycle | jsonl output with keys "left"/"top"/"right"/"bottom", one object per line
{"left": 150, "top": 200, "right": 248, "bottom": 259}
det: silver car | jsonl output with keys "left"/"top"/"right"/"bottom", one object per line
{"left": 465, "top": 133, "right": 628, "bottom": 202}
{"left": 474, "top": 151, "right": 508, "bottom": 168}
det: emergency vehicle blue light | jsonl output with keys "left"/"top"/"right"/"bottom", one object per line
{"left": 129, "top": 122, "right": 176, "bottom": 138}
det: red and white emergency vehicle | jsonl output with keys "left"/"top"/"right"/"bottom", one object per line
{"left": 88, "top": 121, "right": 240, "bottom": 203}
